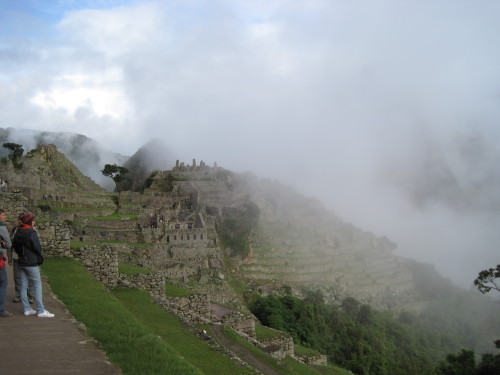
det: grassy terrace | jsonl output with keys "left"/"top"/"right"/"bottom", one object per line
{"left": 42, "top": 258, "right": 253, "bottom": 374}
{"left": 70, "top": 240, "right": 151, "bottom": 251}
{"left": 42, "top": 206, "right": 112, "bottom": 212}
{"left": 207, "top": 325, "right": 347, "bottom": 375}
{"left": 255, "top": 324, "right": 290, "bottom": 341}
{"left": 42, "top": 257, "right": 350, "bottom": 374}
{"left": 165, "top": 283, "right": 196, "bottom": 297}
{"left": 86, "top": 213, "right": 139, "bottom": 220}
{"left": 42, "top": 258, "right": 202, "bottom": 375}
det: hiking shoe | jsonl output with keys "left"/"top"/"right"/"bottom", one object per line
{"left": 37, "top": 310, "right": 54, "bottom": 318}
{"left": 24, "top": 309, "right": 36, "bottom": 316}
{"left": 12, "top": 297, "right": 20, "bottom": 303}
{"left": 1, "top": 311, "right": 12, "bottom": 317}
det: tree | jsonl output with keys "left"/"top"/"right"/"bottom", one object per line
{"left": 101, "top": 164, "right": 129, "bottom": 189}
{"left": 101, "top": 164, "right": 129, "bottom": 211}
{"left": 2, "top": 142, "right": 24, "bottom": 168}
{"left": 436, "top": 349, "right": 476, "bottom": 375}
{"left": 474, "top": 265, "right": 500, "bottom": 294}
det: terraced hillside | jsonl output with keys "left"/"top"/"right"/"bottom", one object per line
{"left": 1, "top": 144, "right": 419, "bottom": 309}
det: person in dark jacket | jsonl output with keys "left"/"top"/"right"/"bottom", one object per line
{"left": 12, "top": 213, "right": 54, "bottom": 318}
{"left": 8, "top": 215, "right": 35, "bottom": 303}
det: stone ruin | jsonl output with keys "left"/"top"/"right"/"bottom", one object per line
{"left": 0, "top": 152, "right": 328, "bottom": 368}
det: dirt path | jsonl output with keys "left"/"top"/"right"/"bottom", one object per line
{"left": 210, "top": 325, "right": 283, "bottom": 375}
{"left": 0, "top": 267, "right": 120, "bottom": 375}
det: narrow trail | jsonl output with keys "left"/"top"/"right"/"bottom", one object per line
{"left": 210, "top": 324, "right": 283, "bottom": 375}
{"left": 0, "top": 268, "right": 120, "bottom": 374}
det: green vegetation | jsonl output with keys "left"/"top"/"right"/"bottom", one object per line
{"left": 90, "top": 213, "right": 138, "bottom": 220}
{"left": 70, "top": 241, "right": 92, "bottom": 250}
{"left": 255, "top": 324, "right": 288, "bottom": 341}
{"left": 165, "top": 283, "right": 196, "bottom": 297}
{"left": 2, "top": 142, "right": 24, "bottom": 169}
{"left": 433, "top": 265, "right": 500, "bottom": 375}
{"left": 249, "top": 292, "right": 450, "bottom": 375}
{"left": 435, "top": 344, "right": 500, "bottom": 375}
{"left": 47, "top": 206, "right": 106, "bottom": 212}
{"left": 213, "top": 325, "right": 343, "bottom": 375}
{"left": 217, "top": 201, "right": 259, "bottom": 257}
{"left": 113, "top": 289, "right": 258, "bottom": 375}
{"left": 474, "top": 264, "right": 500, "bottom": 294}
{"left": 101, "top": 163, "right": 129, "bottom": 186}
{"left": 154, "top": 172, "right": 177, "bottom": 192}
{"left": 40, "top": 259, "right": 365, "bottom": 375}
{"left": 294, "top": 344, "right": 323, "bottom": 358}
{"left": 42, "top": 258, "right": 202, "bottom": 375}
{"left": 281, "top": 357, "right": 352, "bottom": 375}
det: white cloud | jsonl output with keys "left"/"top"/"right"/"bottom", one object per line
{"left": 1, "top": 0, "right": 500, "bottom": 287}
{"left": 30, "top": 70, "right": 128, "bottom": 119}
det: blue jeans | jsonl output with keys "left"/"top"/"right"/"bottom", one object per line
{"left": 13, "top": 260, "right": 33, "bottom": 299}
{"left": 0, "top": 265, "right": 7, "bottom": 314}
{"left": 19, "top": 265, "right": 45, "bottom": 314}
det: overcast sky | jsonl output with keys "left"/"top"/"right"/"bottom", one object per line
{"left": 1, "top": 0, "right": 500, "bottom": 288}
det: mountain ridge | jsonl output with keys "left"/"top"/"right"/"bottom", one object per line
{"left": 1, "top": 131, "right": 499, "bottom": 373}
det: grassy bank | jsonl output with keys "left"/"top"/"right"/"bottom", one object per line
{"left": 42, "top": 257, "right": 352, "bottom": 375}
{"left": 42, "top": 258, "right": 202, "bottom": 375}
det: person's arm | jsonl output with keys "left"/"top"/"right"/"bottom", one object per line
{"left": 29, "top": 231, "right": 43, "bottom": 255}
{"left": 0, "top": 226, "right": 12, "bottom": 258}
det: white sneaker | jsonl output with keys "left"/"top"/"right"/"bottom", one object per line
{"left": 37, "top": 310, "right": 54, "bottom": 318}
{"left": 24, "top": 309, "right": 36, "bottom": 316}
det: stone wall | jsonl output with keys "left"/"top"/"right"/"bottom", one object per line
{"left": 0, "top": 192, "right": 71, "bottom": 256}
{"left": 156, "top": 294, "right": 211, "bottom": 325}
{"left": 37, "top": 222, "right": 71, "bottom": 257}
{"left": 118, "top": 273, "right": 165, "bottom": 299}
{"left": 73, "top": 245, "right": 119, "bottom": 288}
{"left": 0, "top": 192, "right": 29, "bottom": 222}
{"left": 221, "top": 311, "right": 256, "bottom": 338}
{"left": 259, "top": 336, "right": 295, "bottom": 360}
{"left": 140, "top": 244, "right": 223, "bottom": 279}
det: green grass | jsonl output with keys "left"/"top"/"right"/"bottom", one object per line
{"left": 216, "top": 325, "right": 329, "bottom": 375}
{"left": 41, "top": 258, "right": 352, "bottom": 375}
{"left": 114, "top": 289, "right": 257, "bottom": 375}
{"left": 164, "top": 283, "right": 196, "bottom": 297}
{"left": 255, "top": 324, "right": 289, "bottom": 341}
{"left": 42, "top": 258, "right": 202, "bottom": 375}
{"left": 49, "top": 206, "right": 106, "bottom": 212}
{"left": 89, "top": 213, "right": 139, "bottom": 220}
{"left": 119, "top": 263, "right": 152, "bottom": 275}
{"left": 282, "top": 358, "right": 352, "bottom": 375}
{"left": 70, "top": 241, "right": 93, "bottom": 250}
{"left": 97, "top": 240, "right": 151, "bottom": 247}
{"left": 227, "top": 276, "right": 250, "bottom": 296}
{"left": 294, "top": 344, "right": 323, "bottom": 357}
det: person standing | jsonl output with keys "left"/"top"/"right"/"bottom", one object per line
{"left": 12, "top": 213, "right": 54, "bottom": 318}
{"left": 0, "top": 209, "right": 13, "bottom": 317}
{"left": 9, "top": 215, "right": 35, "bottom": 303}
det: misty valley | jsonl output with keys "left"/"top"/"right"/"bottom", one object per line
{"left": 1, "top": 128, "right": 499, "bottom": 375}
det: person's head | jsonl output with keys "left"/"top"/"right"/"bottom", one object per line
{"left": 0, "top": 209, "right": 6, "bottom": 223}
{"left": 19, "top": 212, "right": 35, "bottom": 226}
